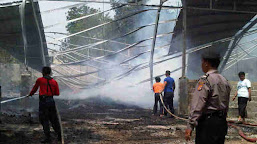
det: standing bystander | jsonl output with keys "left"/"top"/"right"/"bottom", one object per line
{"left": 232, "top": 72, "right": 251, "bottom": 123}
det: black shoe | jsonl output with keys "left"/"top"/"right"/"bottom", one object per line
{"left": 41, "top": 138, "right": 52, "bottom": 143}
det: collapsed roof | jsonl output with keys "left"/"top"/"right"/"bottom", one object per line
{"left": 169, "top": 0, "right": 257, "bottom": 79}
{"left": 0, "top": 1, "right": 49, "bottom": 71}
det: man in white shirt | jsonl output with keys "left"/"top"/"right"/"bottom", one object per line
{"left": 232, "top": 72, "right": 251, "bottom": 123}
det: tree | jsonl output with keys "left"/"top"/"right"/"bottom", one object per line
{"left": 62, "top": 5, "right": 114, "bottom": 62}
{"left": 110, "top": 0, "right": 150, "bottom": 56}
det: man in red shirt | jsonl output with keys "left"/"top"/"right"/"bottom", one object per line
{"left": 29, "top": 66, "right": 62, "bottom": 143}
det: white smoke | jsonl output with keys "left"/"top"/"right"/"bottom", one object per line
{"left": 55, "top": 0, "right": 184, "bottom": 108}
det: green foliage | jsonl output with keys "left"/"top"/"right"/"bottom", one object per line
{"left": 111, "top": 3, "right": 141, "bottom": 44}
{"left": 110, "top": 0, "right": 150, "bottom": 56}
{"left": 63, "top": 5, "right": 114, "bottom": 61}
{"left": 63, "top": 1, "right": 149, "bottom": 62}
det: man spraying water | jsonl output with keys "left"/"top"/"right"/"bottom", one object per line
{"left": 29, "top": 66, "right": 62, "bottom": 143}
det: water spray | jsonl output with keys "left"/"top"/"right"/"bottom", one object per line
{"left": 1, "top": 95, "right": 29, "bottom": 104}
{"left": 0, "top": 94, "right": 39, "bottom": 104}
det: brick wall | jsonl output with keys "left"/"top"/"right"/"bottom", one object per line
{"left": 179, "top": 79, "right": 257, "bottom": 120}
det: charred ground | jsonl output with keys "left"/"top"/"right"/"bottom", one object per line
{"left": 0, "top": 97, "right": 255, "bottom": 144}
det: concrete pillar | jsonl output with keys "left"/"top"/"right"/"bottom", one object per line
{"left": 20, "top": 73, "right": 31, "bottom": 109}
{"left": 20, "top": 73, "right": 33, "bottom": 123}
{"left": 178, "top": 77, "right": 188, "bottom": 115}
{"left": 20, "top": 73, "right": 31, "bottom": 96}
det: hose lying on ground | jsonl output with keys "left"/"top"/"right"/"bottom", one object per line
{"left": 228, "top": 123, "right": 257, "bottom": 143}
{"left": 159, "top": 93, "right": 188, "bottom": 121}
{"left": 227, "top": 120, "right": 257, "bottom": 127}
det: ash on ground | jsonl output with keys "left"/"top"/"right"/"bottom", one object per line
{"left": 0, "top": 97, "right": 255, "bottom": 144}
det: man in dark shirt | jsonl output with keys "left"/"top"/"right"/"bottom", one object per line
{"left": 29, "top": 66, "right": 62, "bottom": 143}
{"left": 162, "top": 70, "right": 175, "bottom": 116}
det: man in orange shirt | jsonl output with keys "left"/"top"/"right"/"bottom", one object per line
{"left": 153, "top": 77, "right": 164, "bottom": 116}
{"left": 29, "top": 67, "right": 62, "bottom": 143}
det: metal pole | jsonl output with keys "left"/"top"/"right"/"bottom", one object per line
{"left": 19, "top": 0, "right": 28, "bottom": 69}
{"left": 149, "top": 0, "right": 164, "bottom": 87}
{"left": 182, "top": 0, "right": 187, "bottom": 78}
{"left": 233, "top": 0, "right": 237, "bottom": 11}
{"left": 187, "top": 6, "right": 257, "bottom": 14}
{"left": 29, "top": 0, "right": 46, "bottom": 66}
{"left": 0, "top": 86, "right": 2, "bottom": 123}
{"left": 39, "top": 0, "right": 182, "bottom": 9}
{"left": 219, "top": 17, "right": 257, "bottom": 72}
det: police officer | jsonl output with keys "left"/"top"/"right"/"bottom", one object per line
{"left": 29, "top": 67, "right": 62, "bottom": 143}
{"left": 185, "top": 52, "right": 231, "bottom": 144}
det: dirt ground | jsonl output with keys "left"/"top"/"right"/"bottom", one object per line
{"left": 1, "top": 97, "right": 256, "bottom": 144}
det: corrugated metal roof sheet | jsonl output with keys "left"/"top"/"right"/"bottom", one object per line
{"left": 0, "top": 1, "right": 49, "bottom": 71}
{"left": 169, "top": 0, "right": 257, "bottom": 79}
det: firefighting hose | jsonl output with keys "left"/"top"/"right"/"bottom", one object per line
{"left": 0, "top": 93, "right": 64, "bottom": 144}
{"left": 1, "top": 94, "right": 38, "bottom": 104}
{"left": 227, "top": 120, "right": 257, "bottom": 142}
{"left": 158, "top": 93, "right": 257, "bottom": 143}
{"left": 159, "top": 93, "right": 188, "bottom": 121}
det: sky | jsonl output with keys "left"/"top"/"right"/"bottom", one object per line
{"left": 0, "top": 0, "right": 182, "bottom": 51}
{"left": 37, "top": 0, "right": 181, "bottom": 51}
